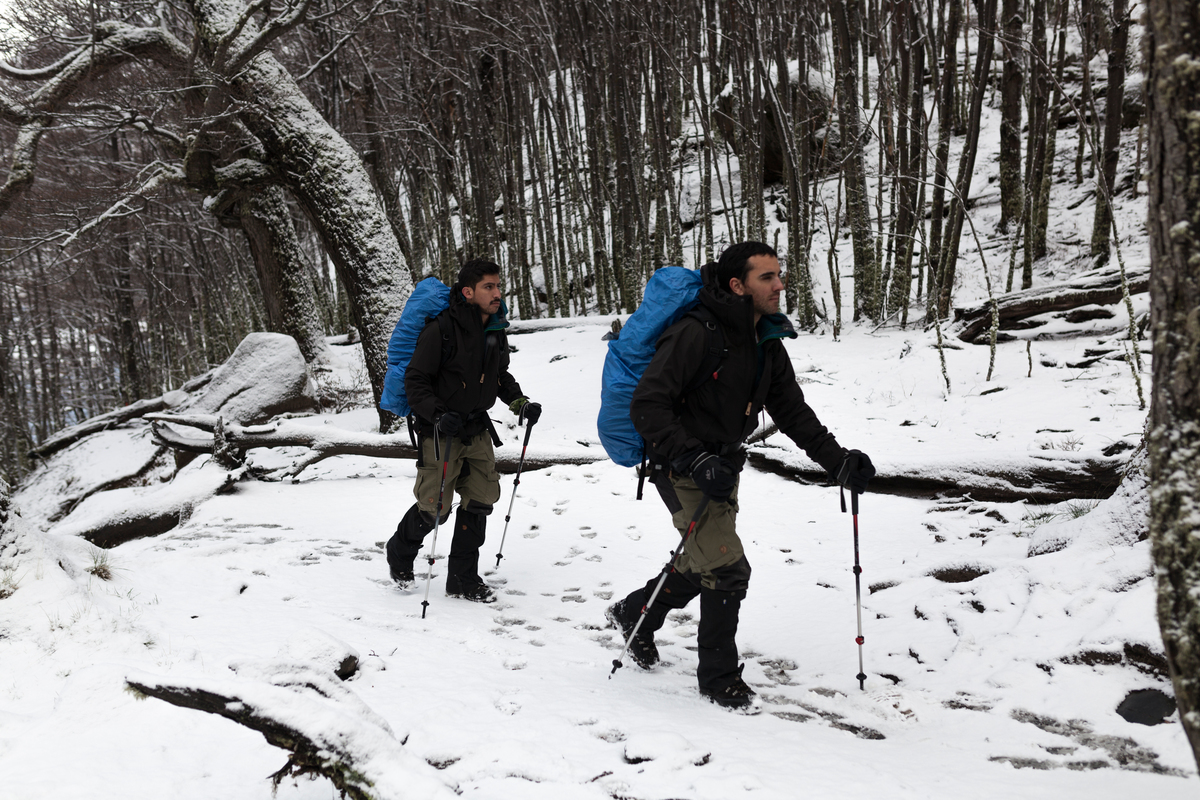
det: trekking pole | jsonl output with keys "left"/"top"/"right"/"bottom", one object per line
{"left": 494, "top": 419, "right": 535, "bottom": 569}
{"left": 843, "top": 487, "right": 867, "bottom": 690}
{"left": 610, "top": 495, "right": 711, "bottom": 678}
{"left": 420, "top": 433, "right": 452, "bottom": 619}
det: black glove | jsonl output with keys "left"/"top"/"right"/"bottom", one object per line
{"left": 434, "top": 411, "right": 462, "bottom": 436}
{"left": 836, "top": 449, "right": 875, "bottom": 493}
{"left": 519, "top": 401, "right": 542, "bottom": 426}
{"left": 678, "top": 451, "right": 737, "bottom": 503}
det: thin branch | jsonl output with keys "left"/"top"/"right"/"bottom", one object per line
{"left": 227, "top": 0, "right": 315, "bottom": 74}
{"left": 295, "top": 0, "right": 389, "bottom": 83}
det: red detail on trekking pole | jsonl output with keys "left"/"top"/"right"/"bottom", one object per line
{"left": 856, "top": 636, "right": 865, "bottom": 645}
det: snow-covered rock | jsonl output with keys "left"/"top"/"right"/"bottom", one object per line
{"left": 182, "top": 332, "right": 317, "bottom": 424}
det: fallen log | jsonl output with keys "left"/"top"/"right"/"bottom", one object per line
{"left": 51, "top": 465, "right": 247, "bottom": 548}
{"left": 147, "top": 415, "right": 1129, "bottom": 503}
{"left": 748, "top": 444, "right": 1130, "bottom": 503}
{"left": 27, "top": 371, "right": 215, "bottom": 460}
{"left": 127, "top": 662, "right": 456, "bottom": 800}
{"left": 148, "top": 414, "right": 606, "bottom": 479}
{"left": 29, "top": 396, "right": 174, "bottom": 461}
{"left": 952, "top": 267, "right": 1149, "bottom": 342}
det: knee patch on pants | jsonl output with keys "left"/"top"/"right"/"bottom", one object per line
{"left": 709, "top": 556, "right": 751, "bottom": 595}
{"left": 419, "top": 509, "right": 450, "bottom": 527}
{"left": 461, "top": 498, "right": 494, "bottom": 516}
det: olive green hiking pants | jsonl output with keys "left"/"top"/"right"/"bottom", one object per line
{"left": 414, "top": 430, "right": 502, "bottom": 515}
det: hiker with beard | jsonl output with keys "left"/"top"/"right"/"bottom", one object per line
{"left": 606, "top": 241, "right": 875, "bottom": 711}
{"left": 386, "top": 259, "right": 541, "bottom": 603}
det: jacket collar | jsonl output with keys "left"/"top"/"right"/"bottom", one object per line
{"left": 756, "top": 312, "right": 797, "bottom": 343}
{"left": 449, "top": 289, "right": 510, "bottom": 333}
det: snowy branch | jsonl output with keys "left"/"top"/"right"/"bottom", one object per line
{"left": 0, "top": 22, "right": 191, "bottom": 217}
{"left": 126, "top": 663, "right": 458, "bottom": 800}
{"left": 213, "top": 157, "right": 275, "bottom": 187}
{"left": 147, "top": 413, "right": 605, "bottom": 479}
{"left": 27, "top": 370, "right": 213, "bottom": 461}
{"left": 0, "top": 119, "right": 48, "bottom": 218}
{"left": 54, "top": 162, "right": 187, "bottom": 251}
{"left": 0, "top": 51, "right": 80, "bottom": 80}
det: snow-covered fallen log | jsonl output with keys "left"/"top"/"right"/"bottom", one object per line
{"left": 749, "top": 443, "right": 1130, "bottom": 503}
{"left": 49, "top": 463, "right": 247, "bottom": 547}
{"left": 147, "top": 414, "right": 607, "bottom": 478}
{"left": 952, "top": 267, "right": 1149, "bottom": 342}
{"left": 26, "top": 380, "right": 204, "bottom": 461}
{"left": 126, "top": 661, "right": 457, "bottom": 800}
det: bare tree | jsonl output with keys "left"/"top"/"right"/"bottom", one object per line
{"left": 0, "top": 0, "right": 410, "bottom": 417}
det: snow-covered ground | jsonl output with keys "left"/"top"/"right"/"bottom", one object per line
{"left": 0, "top": 311, "right": 1193, "bottom": 799}
{"left": 1, "top": 15, "right": 1184, "bottom": 795}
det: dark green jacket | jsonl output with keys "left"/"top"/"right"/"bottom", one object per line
{"left": 631, "top": 265, "right": 844, "bottom": 475}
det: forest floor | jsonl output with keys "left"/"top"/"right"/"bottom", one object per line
{"left": 1, "top": 305, "right": 1193, "bottom": 799}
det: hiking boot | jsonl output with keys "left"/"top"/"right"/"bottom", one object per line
{"left": 446, "top": 575, "right": 497, "bottom": 604}
{"left": 605, "top": 600, "right": 659, "bottom": 669}
{"left": 699, "top": 664, "right": 761, "bottom": 714}
{"left": 389, "top": 565, "right": 415, "bottom": 589}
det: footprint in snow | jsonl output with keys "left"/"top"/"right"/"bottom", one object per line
{"left": 758, "top": 657, "right": 800, "bottom": 685}
{"left": 495, "top": 697, "right": 521, "bottom": 715}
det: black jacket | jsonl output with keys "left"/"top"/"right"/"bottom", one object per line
{"left": 631, "top": 264, "right": 845, "bottom": 475}
{"left": 405, "top": 291, "right": 524, "bottom": 434}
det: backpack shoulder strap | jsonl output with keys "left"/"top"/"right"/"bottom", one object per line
{"left": 434, "top": 311, "right": 454, "bottom": 364}
{"left": 681, "top": 306, "right": 726, "bottom": 398}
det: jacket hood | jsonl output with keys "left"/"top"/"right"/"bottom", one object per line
{"left": 698, "top": 263, "right": 755, "bottom": 343}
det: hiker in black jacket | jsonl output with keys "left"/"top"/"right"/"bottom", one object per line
{"left": 386, "top": 260, "right": 541, "bottom": 603}
{"left": 606, "top": 241, "right": 875, "bottom": 711}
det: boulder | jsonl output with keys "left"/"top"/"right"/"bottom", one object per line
{"left": 183, "top": 333, "right": 317, "bottom": 424}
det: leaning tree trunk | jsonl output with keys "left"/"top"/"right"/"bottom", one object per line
{"left": 236, "top": 186, "right": 333, "bottom": 364}
{"left": 1145, "top": 0, "right": 1200, "bottom": 769}
{"left": 188, "top": 0, "right": 410, "bottom": 413}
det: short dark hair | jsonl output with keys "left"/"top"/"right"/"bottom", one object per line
{"left": 456, "top": 259, "right": 501, "bottom": 293}
{"left": 715, "top": 241, "right": 777, "bottom": 292}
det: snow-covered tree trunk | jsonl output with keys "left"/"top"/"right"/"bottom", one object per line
{"left": 187, "top": 0, "right": 409, "bottom": 408}
{"left": 1145, "top": 0, "right": 1200, "bottom": 769}
{"left": 236, "top": 185, "right": 333, "bottom": 364}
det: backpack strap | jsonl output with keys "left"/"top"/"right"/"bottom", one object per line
{"left": 435, "top": 312, "right": 454, "bottom": 363}
{"left": 681, "top": 307, "right": 727, "bottom": 398}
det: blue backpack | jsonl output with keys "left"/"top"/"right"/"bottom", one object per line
{"left": 379, "top": 277, "right": 451, "bottom": 417}
{"left": 597, "top": 267, "right": 723, "bottom": 470}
